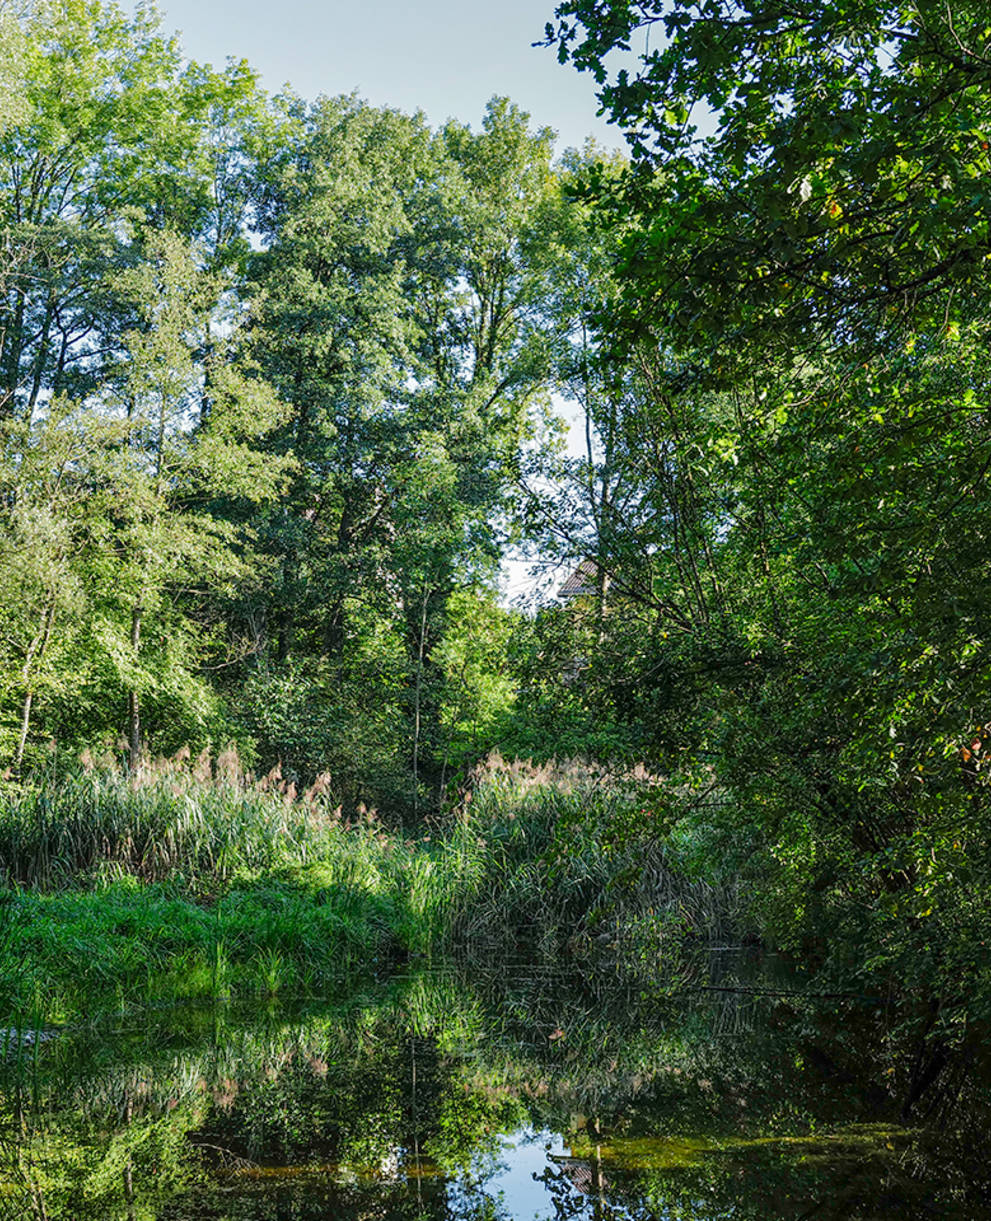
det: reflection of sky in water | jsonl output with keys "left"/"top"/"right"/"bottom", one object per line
{"left": 474, "top": 1127, "right": 566, "bottom": 1218}
{"left": 453, "top": 1126, "right": 640, "bottom": 1220}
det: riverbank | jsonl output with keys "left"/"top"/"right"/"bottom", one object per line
{"left": 0, "top": 754, "right": 738, "bottom": 1025}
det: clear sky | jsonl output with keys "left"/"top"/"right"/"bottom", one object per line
{"left": 140, "top": 0, "right": 624, "bottom": 155}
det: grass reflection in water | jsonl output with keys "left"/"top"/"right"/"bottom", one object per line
{"left": 0, "top": 956, "right": 988, "bottom": 1220}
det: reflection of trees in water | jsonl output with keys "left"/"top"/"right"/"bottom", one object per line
{"left": 0, "top": 961, "right": 987, "bottom": 1220}
{"left": 536, "top": 1168, "right": 641, "bottom": 1221}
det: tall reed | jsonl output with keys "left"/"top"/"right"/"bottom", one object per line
{"left": 0, "top": 750, "right": 336, "bottom": 888}
{"left": 442, "top": 754, "right": 742, "bottom": 957}
{"left": 0, "top": 750, "right": 743, "bottom": 1023}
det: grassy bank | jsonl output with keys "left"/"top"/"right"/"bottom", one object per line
{"left": 0, "top": 753, "right": 740, "bottom": 1025}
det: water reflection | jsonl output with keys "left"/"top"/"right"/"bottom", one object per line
{"left": 0, "top": 955, "right": 988, "bottom": 1219}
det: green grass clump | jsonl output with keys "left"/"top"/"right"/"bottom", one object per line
{"left": 0, "top": 872, "right": 401, "bottom": 1023}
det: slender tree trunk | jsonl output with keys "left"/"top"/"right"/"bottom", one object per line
{"left": 25, "top": 296, "right": 54, "bottom": 420}
{"left": 128, "top": 602, "right": 142, "bottom": 769}
{"left": 411, "top": 588, "right": 429, "bottom": 814}
{"left": 595, "top": 562, "right": 611, "bottom": 643}
{"left": 14, "top": 601, "right": 55, "bottom": 770}
{"left": 14, "top": 692, "right": 33, "bottom": 771}
{"left": 2, "top": 285, "right": 27, "bottom": 417}
{"left": 277, "top": 541, "right": 297, "bottom": 664}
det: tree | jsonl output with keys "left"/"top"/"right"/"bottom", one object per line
{"left": 0, "top": 0, "right": 267, "bottom": 423}
{"left": 238, "top": 96, "right": 571, "bottom": 810}
{"left": 0, "top": 1, "right": 285, "bottom": 766}
{"left": 547, "top": 1, "right": 991, "bottom": 351}
{"left": 0, "top": 402, "right": 116, "bottom": 769}
{"left": 0, "top": 0, "right": 29, "bottom": 135}
{"left": 542, "top": 0, "right": 991, "bottom": 1042}
{"left": 95, "top": 227, "right": 287, "bottom": 766}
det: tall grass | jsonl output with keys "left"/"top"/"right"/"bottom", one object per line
{"left": 0, "top": 749, "right": 337, "bottom": 888}
{"left": 444, "top": 754, "right": 741, "bottom": 959}
{"left": 0, "top": 750, "right": 743, "bottom": 1023}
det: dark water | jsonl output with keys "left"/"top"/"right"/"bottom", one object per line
{"left": 0, "top": 953, "right": 989, "bottom": 1219}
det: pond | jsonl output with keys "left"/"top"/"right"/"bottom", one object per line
{"left": 0, "top": 952, "right": 988, "bottom": 1219}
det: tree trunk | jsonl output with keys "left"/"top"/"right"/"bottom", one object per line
{"left": 14, "top": 601, "right": 55, "bottom": 771}
{"left": 127, "top": 603, "right": 142, "bottom": 769}
{"left": 14, "top": 692, "right": 33, "bottom": 772}
{"left": 411, "top": 588, "right": 429, "bottom": 814}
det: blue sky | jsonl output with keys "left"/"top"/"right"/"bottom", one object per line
{"left": 142, "top": 0, "right": 624, "bottom": 154}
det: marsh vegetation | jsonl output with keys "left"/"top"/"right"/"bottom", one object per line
{"left": 0, "top": 753, "right": 735, "bottom": 1025}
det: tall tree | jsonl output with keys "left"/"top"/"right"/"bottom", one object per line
{"left": 0, "top": 0, "right": 266, "bottom": 422}
{"left": 0, "top": 0, "right": 283, "bottom": 766}
{"left": 542, "top": 0, "right": 991, "bottom": 1040}
{"left": 240, "top": 96, "right": 569, "bottom": 809}
{"left": 97, "top": 227, "right": 287, "bottom": 767}
{"left": 0, "top": 1, "right": 28, "bottom": 135}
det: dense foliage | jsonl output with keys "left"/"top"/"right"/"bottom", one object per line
{"left": 0, "top": 0, "right": 594, "bottom": 813}
{"left": 1, "top": 0, "right": 990, "bottom": 1092}
{"left": 538, "top": 0, "right": 991, "bottom": 1045}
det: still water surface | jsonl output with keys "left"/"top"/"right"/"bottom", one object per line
{"left": 0, "top": 953, "right": 988, "bottom": 1219}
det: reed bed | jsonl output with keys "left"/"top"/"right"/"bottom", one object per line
{"left": 0, "top": 751, "right": 742, "bottom": 1024}
{"left": 0, "top": 749, "right": 339, "bottom": 888}
{"left": 444, "top": 754, "right": 741, "bottom": 959}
